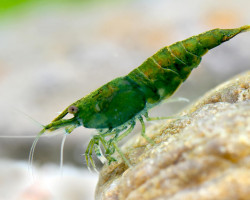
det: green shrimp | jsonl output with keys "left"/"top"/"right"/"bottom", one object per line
{"left": 31, "top": 25, "right": 250, "bottom": 171}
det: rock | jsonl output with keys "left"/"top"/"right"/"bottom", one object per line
{"left": 95, "top": 71, "right": 250, "bottom": 200}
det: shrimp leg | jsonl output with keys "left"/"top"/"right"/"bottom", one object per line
{"left": 85, "top": 138, "right": 97, "bottom": 172}
{"left": 138, "top": 116, "right": 155, "bottom": 145}
{"left": 144, "top": 112, "right": 180, "bottom": 121}
{"left": 107, "top": 122, "right": 135, "bottom": 166}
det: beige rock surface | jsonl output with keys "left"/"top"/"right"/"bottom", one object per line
{"left": 96, "top": 71, "right": 250, "bottom": 200}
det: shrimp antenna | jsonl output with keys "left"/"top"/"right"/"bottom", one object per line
{"left": 28, "top": 129, "right": 45, "bottom": 177}
{"left": 0, "top": 118, "right": 45, "bottom": 139}
{"left": 60, "top": 133, "right": 67, "bottom": 176}
{"left": 0, "top": 108, "right": 47, "bottom": 139}
{"left": 0, "top": 135, "right": 41, "bottom": 138}
{"left": 13, "top": 108, "right": 44, "bottom": 128}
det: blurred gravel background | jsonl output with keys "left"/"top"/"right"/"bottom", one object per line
{"left": 0, "top": 0, "right": 249, "bottom": 199}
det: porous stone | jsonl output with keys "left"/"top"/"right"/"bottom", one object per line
{"left": 96, "top": 71, "right": 250, "bottom": 200}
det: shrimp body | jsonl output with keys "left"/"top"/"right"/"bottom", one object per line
{"left": 34, "top": 25, "right": 250, "bottom": 170}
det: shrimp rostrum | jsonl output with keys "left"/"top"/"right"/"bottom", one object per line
{"left": 33, "top": 25, "right": 250, "bottom": 170}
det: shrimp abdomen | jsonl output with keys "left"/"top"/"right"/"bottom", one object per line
{"left": 128, "top": 26, "right": 250, "bottom": 102}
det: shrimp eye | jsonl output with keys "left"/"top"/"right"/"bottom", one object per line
{"left": 68, "top": 105, "right": 78, "bottom": 114}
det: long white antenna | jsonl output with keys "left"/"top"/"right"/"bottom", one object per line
{"left": 60, "top": 133, "right": 67, "bottom": 176}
